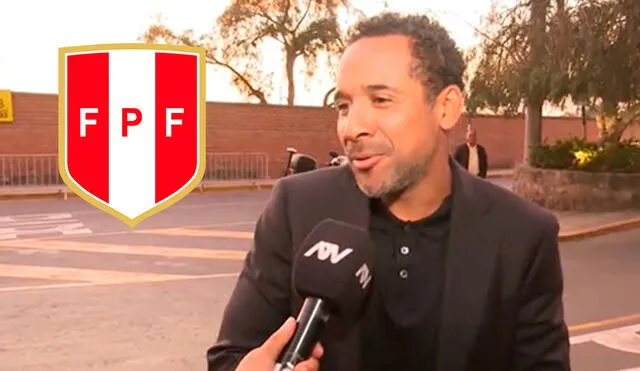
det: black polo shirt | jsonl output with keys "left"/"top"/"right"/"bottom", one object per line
{"left": 360, "top": 193, "right": 453, "bottom": 371}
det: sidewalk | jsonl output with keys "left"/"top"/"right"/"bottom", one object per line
{"left": 485, "top": 170, "right": 640, "bottom": 240}
{"left": 556, "top": 211, "right": 640, "bottom": 241}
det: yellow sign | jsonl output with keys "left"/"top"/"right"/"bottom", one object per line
{"left": 0, "top": 90, "right": 14, "bottom": 123}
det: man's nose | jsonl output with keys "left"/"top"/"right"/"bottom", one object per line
{"left": 342, "top": 105, "right": 375, "bottom": 140}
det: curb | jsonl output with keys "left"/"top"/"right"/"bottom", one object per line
{"left": 198, "top": 182, "right": 275, "bottom": 193}
{"left": 0, "top": 189, "right": 75, "bottom": 201}
{"left": 487, "top": 170, "right": 513, "bottom": 179}
{"left": 0, "top": 181, "right": 278, "bottom": 201}
{"left": 558, "top": 217, "right": 640, "bottom": 242}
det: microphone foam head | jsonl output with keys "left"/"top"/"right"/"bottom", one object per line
{"left": 292, "top": 218, "right": 375, "bottom": 318}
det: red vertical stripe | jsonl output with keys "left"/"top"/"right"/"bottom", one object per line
{"left": 66, "top": 52, "right": 110, "bottom": 203}
{"left": 154, "top": 52, "right": 199, "bottom": 203}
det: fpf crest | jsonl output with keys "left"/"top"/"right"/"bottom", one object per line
{"left": 58, "top": 43, "right": 207, "bottom": 227}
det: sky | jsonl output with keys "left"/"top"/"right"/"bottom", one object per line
{"left": 1, "top": 0, "right": 500, "bottom": 107}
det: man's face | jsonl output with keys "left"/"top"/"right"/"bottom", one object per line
{"left": 467, "top": 130, "right": 477, "bottom": 145}
{"left": 334, "top": 35, "right": 442, "bottom": 198}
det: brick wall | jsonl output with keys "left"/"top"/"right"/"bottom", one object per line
{"left": 1, "top": 92, "right": 638, "bottom": 178}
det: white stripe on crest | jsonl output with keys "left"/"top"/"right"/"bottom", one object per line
{"left": 108, "top": 50, "right": 157, "bottom": 219}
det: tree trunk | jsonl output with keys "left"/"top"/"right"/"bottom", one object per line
{"left": 595, "top": 112, "right": 615, "bottom": 141}
{"left": 523, "top": 102, "right": 543, "bottom": 165}
{"left": 599, "top": 102, "right": 640, "bottom": 144}
{"left": 522, "top": 0, "right": 549, "bottom": 166}
{"left": 581, "top": 105, "right": 587, "bottom": 140}
{"left": 285, "top": 51, "right": 296, "bottom": 106}
{"left": 598, "top": 115, "right": 638, "bottom": 144}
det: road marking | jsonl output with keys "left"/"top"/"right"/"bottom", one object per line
{"left": 0, "top": 220, "right": 255, "bottom": 243}
{"left": 0, "top": 212, "right": 92, "bottom": 240}
{"left": 0, "top": 197, "right": 265, "bottom": 217}
{"left": 0, "top": 272, "right": 239, "bottom": 293}
{"left": 0, "top": 239, "right": 248, "bottom": 260}
{"left": 571, "top": 323, "right": 640, "bottom": 355}
{"left": 135, "top": 227, "right": 253, "bottom": 239}
{"left": 0, "top": 263, "right": 192, "bottom": 284}
{"left": 569, "top": 313, "right": 640, "bottom": 334}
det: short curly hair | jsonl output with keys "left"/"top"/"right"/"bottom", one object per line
{"left": 346, "top": 12, "right": 466, "bottom": 101}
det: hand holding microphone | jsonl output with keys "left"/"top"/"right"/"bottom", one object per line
{"left": 234, "top": 317, "right": 323, "bottom": 371}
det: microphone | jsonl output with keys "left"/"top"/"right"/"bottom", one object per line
{"left": 274, "top": 218, "right": 375, "bottom": 371}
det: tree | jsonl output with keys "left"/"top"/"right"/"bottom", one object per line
{"left": 141, "top": 22, "right": 270, "bottom": 104}
{"left": 467, "top": 0, "right": 569, "bottom": 164}
{"left": 563, "top": 0, "right": 640, "bottom": 143}
{"left": 141, "top": 0, "right": 367, "bottom": 106}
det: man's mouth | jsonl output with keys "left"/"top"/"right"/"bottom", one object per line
{"left": 350, "top": 154, "right": 383, "bottom": 171}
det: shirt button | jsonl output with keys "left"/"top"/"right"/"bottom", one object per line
{"left": 399, "top": 269, "right": 408, "bottom": 279}
{"left": 400, "top": 246, "right": 410, "bottom": 255}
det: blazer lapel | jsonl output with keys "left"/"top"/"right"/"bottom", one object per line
{"left": 334, "top": 166, "right": 370, "bottom": 228}
{"left": 318, "top": 166, "right": 370, "bottom": 371}
{"left": 437, "top": 162, "right": 500, "bottom": 371}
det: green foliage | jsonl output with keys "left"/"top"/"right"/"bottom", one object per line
{"left": 466, "top": 0, "right": 640, "bottom": 116}
{"left": 563, "top": 0, "right": 640, "bottom": 143}
{"left": 564, "top": 0, "right": 640, "bottom": 111}
{"left": 531, "top": 138, "right": 594, "bottom": 169}
{"left": 468, "top": 0, "right": 640, "bottom": 148}
{"left": 531, "top": 137, "right": 640, "bottom": 173}
{"left": 467, "top": 0, "right": 569, "bottom": 115}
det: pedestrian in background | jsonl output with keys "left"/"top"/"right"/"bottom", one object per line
{"left": 454, "top": 127, "right": 488, "bottom": 178}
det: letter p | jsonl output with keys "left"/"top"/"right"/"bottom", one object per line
{"left": 122, "top": 108, "right": 142, "bottom": 137}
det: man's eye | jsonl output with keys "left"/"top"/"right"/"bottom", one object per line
{"left": 372, "top": 97, "right": 390, "bottom": 104}
{"left": 335, "top": 102, "right": 350, "bottom": 112}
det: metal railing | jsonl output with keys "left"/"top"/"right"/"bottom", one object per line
{"left": 0, "top": 154, "right": 61, "bottom": 187}
{"left": 0, "top": 152, "right": 270, "bottom": 191}
{"left": 202, "top": 152, "right": 269, "bottom": 181}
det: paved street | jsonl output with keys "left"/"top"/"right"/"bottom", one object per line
{"left": 0, "top": 188, "right": 638, "bottom": 371}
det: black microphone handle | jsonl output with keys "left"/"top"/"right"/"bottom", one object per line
{"left": 274, "top": 297, "right": 330, "bottom": 371}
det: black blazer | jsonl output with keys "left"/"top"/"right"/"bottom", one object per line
{"left": 454, "top": 143, "right": 488, "bottom": 178}
{"left": 207, "top": 161, "right": 571, "bottom": 371}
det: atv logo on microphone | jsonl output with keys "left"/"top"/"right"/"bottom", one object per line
{"left": 303, "top": 241, "right": 353, "bottom": 264}
{"left": 355, "top": 263, "right": 372, "bottom": 290}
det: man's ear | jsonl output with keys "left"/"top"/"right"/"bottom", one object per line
{"left": 433, "top": 85, "right": 464, "bottom": 132}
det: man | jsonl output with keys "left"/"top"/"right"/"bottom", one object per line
{"left": 207, "top": 12, "right": 570, "bottom": 371}
{"left": 454, "top": 128, "right": 488, "bottom": 178}
{"left": 288, "top": 153, "right": 318, "bottom": 175}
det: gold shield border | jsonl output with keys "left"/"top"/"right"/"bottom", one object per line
{"left": 58, "top": 43, "right": 207, "bottom": 228}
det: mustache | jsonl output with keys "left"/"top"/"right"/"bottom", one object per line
{"left": 344, "top": 140, "right": 392, "bottom": 158}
